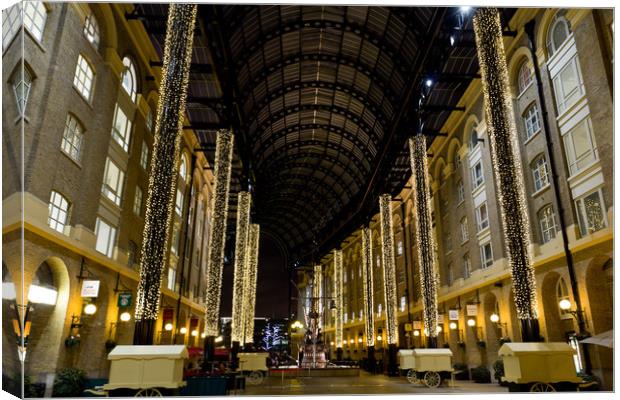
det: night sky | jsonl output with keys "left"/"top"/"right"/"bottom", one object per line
{"left": 219, "top": 232, "right": 290, "bottom": 319}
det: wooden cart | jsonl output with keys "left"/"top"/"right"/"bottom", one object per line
{"left": 398, "top": 348, "right": 453, "bottom": 388}
{"left": 499, "top": 342, "right": 584, "bottom": 392}
{"left": 238, "top": 352, "right": 269, "bottom": 385}
{"left": 88, "top": 345, "right": 188, "bottom": 397}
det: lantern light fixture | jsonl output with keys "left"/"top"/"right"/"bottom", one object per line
{"left": 84, "top": 303, "right": 97, "bottom": 315}
{"left": 467, "top": 318, "right": 476, "bottom": 327}
{"left": 120, "top": 312, "right": 131, "bottom": 322}
{"left": 490, "top": 313, "right": 500, "bottom": 323}
{"left": 449, "top": 322, "right": 458, "bottom": 330}
{"left": 164, "top": 323, "right": 173, "bottom": 331}
{"left": 180, "top": 327, "right": 187, "bottom": 334}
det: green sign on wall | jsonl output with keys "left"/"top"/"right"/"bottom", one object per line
{"left": 118, "top": 292, "right": 132, "bottom": 308}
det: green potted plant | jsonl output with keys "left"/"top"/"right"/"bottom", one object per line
{"left": 52, "top": 367, "right": 87, "bottom": 397}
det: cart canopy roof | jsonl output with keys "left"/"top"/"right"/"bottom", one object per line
{"left": 412, "top": 349, "right": 453, "bottom": 356}
{"left": 498, "top": 342, "right": 576, "bottom": 356}
{"left": 397, "top": 350, "right": 415, "bottom": 356}
{"left": 108, "top": 345, "right": 189, "bottom": 360}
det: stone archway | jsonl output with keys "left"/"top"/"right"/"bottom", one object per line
{"left": 2, "top": 262, "right": 21, "bottom": 397}
{"left": 540, "top": 271, "right": 573, "bottom": 342}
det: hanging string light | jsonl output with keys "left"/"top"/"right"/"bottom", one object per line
{"left": 134, "top": 5, "right": 197, "bottom": 339}
{"left": 473, "top": 8, "right": 538, "bottom": 321}
{"left": 334, "top": 249, "right": 344, "bottom": 348}
{"left": 313, "top": 264, "right": 323, "bottom": 328}
{"left": 379, "top": 194, "right": 398, "bottom": 345}
{"left": 361, "top": 227, "right": 375, "bottom": 347}
{"left": 231, "top": 191, "right": 252, "bottom": 344}
{"left": 408, "top": 134, "right": 439, "bottom": 341}
{"left": 243, "top": 224, "right": 260, "bottom": 344}
{"left": 203, "top": 130, "right": 234, "bottom": 337}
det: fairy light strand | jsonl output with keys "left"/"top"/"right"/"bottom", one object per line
{"left": 313, "top": 264, "right": 323, "bottom": 328}
{"left": 203, "top": 130, "right": 234, "bottom": 337}
{"left": 473, "top": 8, "right": 538, "bottom": 320}
{"left": 135, "top": 4, "right": 197, "bottom": 322}
{"left": 243, "top": 224, "right": 260, "bottom": 344}
{"left": 334, "top": 249, "right": 344, "bottom": 348}
{"left": 231, "top": 191, "right": 252, "bottom": 343}
{"left": 361, "top": 227, "right": 375, "bottom": 347}
{"left": 379, "top": 194, "right": 399, "bottom": 345}
{"left": 409, "top": 134, "right": 439, "bottom": 339}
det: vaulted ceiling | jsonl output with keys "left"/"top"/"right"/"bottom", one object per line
{"left": 134, "top": 5, "right": 515, "bottom": 266}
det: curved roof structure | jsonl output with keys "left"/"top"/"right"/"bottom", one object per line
{"left": 134, "top": 5, "right": 515, "bottom": 265}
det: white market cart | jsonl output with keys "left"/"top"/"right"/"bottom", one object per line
{"left": 238, "top": 352, "right": 269, "bottom": 385}
{"left": 498, "top": 342, "right": 584, "bottom": 392}
{"left": 398, "top": 348, "right": 454, "bottom": 388}
{"left": 92, "top": 345, "right": 188, "bottom": 397}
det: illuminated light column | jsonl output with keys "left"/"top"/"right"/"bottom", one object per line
{"left": 379, "top": 194, "right": 399, "bottom": 376}
{"left": 361, "top": 227, "right": 376, "bottom": 372}
{"left": 231, "top": 191, "right": 252, "bottom": 349}
{"left": 133, "top": 4, "right": 197, "bottom": 345}
{"left": 202, "top": 130, "right": 234, "bottom": 366}
{"left": 334, "top": 249, "right": 344, "bottom": 361}
{"left": 473, "top": 8, "right": 540, "bottom": 341}
{"left": 243, "top": 224, "right": 260, "bottom": 346}
{"left": 313, "top": 264, "right": 323, "bottom": 328}
{"left": 408, "top": 134, "right": 439, "bottom": 348}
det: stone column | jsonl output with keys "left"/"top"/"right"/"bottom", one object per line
{"left": 334, "top": 249, "right": 344, "bottom": 361}
{"left": 408, "top": 135, "right": 438, "bottom": 348}
{"left": 361, "top": 227, "right": 376, "bottom": 372}
{"left": 134, "top": 4, "right": 197, "bottom": 345}
{"left": 379, "top": 194, "right": 399, "bottom": 375}
{"left": 473, "top": 8, "right": 540, "bottom": 341}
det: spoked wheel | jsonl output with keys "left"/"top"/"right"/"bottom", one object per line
{"left": 247, "top": 370, "right": 264, "bottom": 385}
{"left": 423, "top": 371, "right": 441, "bottom": 388}
{"left": 134, "top": 388, "right": 162, "bottom": 397}
{"left": 530, "top": 382, "right": 556, "bottom": 392}
{"left": 406, "top": 369, "right": 420, "bottom": 384}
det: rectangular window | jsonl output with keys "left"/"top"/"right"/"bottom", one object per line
{"left": 167, "top": 267, "right": 176, "bottom": 291}
{"left": 523, "top": 103, "right": 541, "bottom": 140}
{"left": 476, "top": 202, "right": 489, "bottom": 232}
{"left": 457, "top": 180, "right": 465, "bottom": 204}
{"left": 575, "top": 189, "right": 607, "bottom": 236}
{"left": 377, "top": 303, "right": 382, "bottom": 317}
{"left": 344, "top": 313, "right": 348, "bottom": 323}
{"left": 400, "top": 296, "right": 406, "bottom": 312}
{"left": 562, "top": 118, "right": 598, "bottom": 175}
{"left": 101, "top": 158, "right": 125, "bottom": 206}
{"left": 61, "top": 115, "right": 83, "bottom": 162}
{"left": 480, "top": 242, "right": 493, "bottom": 269}
{"left": 170, "top": 224, "right": 180, "bottom": 255}
{"left": 95, "top": 217, "right": 116, "bottom": 257}
{"left": 175, "top": 188, "right": 184, "bottom": 217}
{"left": 397, "top": 240, "right": 403, "bottom": 256}
{"left": 444, "top": 232, "right": 452, "bottom": 253}
{"left": 133, "top": 186, "right": 143, "bottom": 216}
{"left": 539, "top": 206, "right": 558, "bottom": 244}
{"left": 111, "top": 104, "right": 132, "bottom": 152}
{"left": 73, "top": 54, "right": 94, "bottom": 101}
{"left": 23, "top": 1, "right": 46, "bottom": 42}
{"left": 471, "top": 161, "right": 484, "bottom": 190}
{"left": 460, "top": 218, "right": 469, "bottom": 243}
{"left": 2, "top": 4, "right": 21, "bottom": 50}
{"left": 463, "top": 255, "right": 471, "bottom": 279}
{"left": 532, "top": 156, "right": 550, "bottom": 192}
{"left": 48, "top": 191, "right": 69, "bottom": 234}
{"left": 140, "top": 141, "right": 149, "bottom": 170}
{"left": 553, "top": 56, "right": 585, "bottom": 115}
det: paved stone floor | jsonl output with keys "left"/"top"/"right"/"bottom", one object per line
{"left": 241, "top": 372, "right": 509, "bottom": 395}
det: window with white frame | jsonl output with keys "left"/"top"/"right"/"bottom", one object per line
{"left": 101, "top": 158, "right": 125, "bottom": 206}
{"left": 471, "top": 161, "right": 484, "bottom": 190}
{"left": 111, "top": 104, "right": 132, "bottom": 152}
{"left": 547, "top": 16, "right": 571, "bottom": 57}
{"left": 95, "top": 217, "right": 116, "bottom": 257}
{"left": 531, "top": 154, "right": 550, "bottom": 191}
{"left": 562, "top": 117, "right": 598, "bottom": 175}
{"left": 552, "top": 56, "right": 585, "bottom": 115}
{"left": 12, "top": 67, "right": 32, "bottom": 117}
{"left": 575, "top": 189, "right": 607, "bottom": 236}
{"left": 457, "top": 180, "right": 465, "bottom": 204}
{"left": 517, "top": 60, "right": 533, "bottom": 94}
{"left": 538, "top": 204, "right": 558, "bottom": 244}
{"left": 476, "top": 202, "right": 489, "bottom": 232}
{"left": 2, "top": 4, "right": 21, "bottom": 50}
{"left": 23, "top": 1, "right": 47, "bottom": 42}
{"left": 462, "top": 254, "right": 471, "bottom": 279}
{"left": 83, "top": 13, "right": 100, "bottom": 48}
{"left": 179, "top": 154, "right": 188, "bottom": 182}
{"left": 523, "top": 102, "right": 541, "bottom": 140}
{"left": 460, "top": 217, "right": 469, "bottom": 243}
{"left": 61, "top": 114, "right": 84, "bottom": 161}
{"left": 73, "top": 55, "right": 95, "bottom": 101}
{"left": 146, "top": 107, "right": 154, "bottom": 132}
{"left": 121, "top": 56, "right": 137, "bottom": 102}
{"left": 175, "top": 188, "right": 184, "bottom": 217}
{"left": 167, "top": 267, "right": 176, "bottom": 291}
{"left": 140, "top": 140, "right": 149, "bottom": 170}
{"left": 469, "top": 125, "right": 479, "bottom": 150}
{"left": 48, "top": 191, "right": 69, "bottom": 233}
{"left": 400, "top": 296, "right": 406, "bottom": 312}
{"left": 480, "top": 242, "right": 493, "bottom": 269}
{"left": 170, "top": 224, "right": 180, "bottom": 255}
{"left": 133, "top": 186, "right": 143, "bottom": 216}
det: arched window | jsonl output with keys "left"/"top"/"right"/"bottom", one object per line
{"left": 556, "top": 277, "right": 570, "bottom": 315}
{"left": 469, "top": 124, "right": 479, "bottom": 150}
{"left": 145, "top": 107, "right": 154, "bottom": 132}
{"left": 73, "top": 54, "right": 95, "bottom": 101}
{"left": 547, "top": 16, "right": 571, "bottom": 57}
{"left": 531, "top": 154, "right": 550, "bottom": 191}
{"left": 61, "top": 114, "right": 84, "bottom": 161}
{"left": 179, "top": 153, "right": 188, "bottom": 182}
{"left": 121, "top": 56, "right": 137, "bottom": 102}
{"left": 538, "top": 205, "right": 557, "bottom": 244}
{"left": 523, "top": 102, "right": 541, "bottom": 140}
{"left": 23, "top": 1, "right": 48, "bottom": 43}
{"left": 83, "top": 13, "right": 100, "bottom": 48}
{"left": 517, "top": 60, "right": 533, "bottom": 94}
{"left": 48, "top": 191, "right": 70, "bottom": 234}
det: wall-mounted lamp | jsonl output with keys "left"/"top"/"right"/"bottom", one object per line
{"left": 164, "top": 323, "right": 173, "bottom": 331}
{"left": 119, "top": 311, "right": 131, "bottom": 322}
{"left": 179, "top": 327, "right": 187, "bottom": 335}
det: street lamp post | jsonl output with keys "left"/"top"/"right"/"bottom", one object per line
{"left": 559, "top": 299, "right": 591, "bottom": 374}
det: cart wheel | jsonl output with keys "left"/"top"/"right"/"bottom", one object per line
{"left": 530, "top": 382, "right": 556, "bottom": 392}
{"left": 406, "top": 370, "right": 420, "bottom": 384}
{"left": 424, "top": 371, "right": 441, "bottom": 388}
{"left": 134, "top": 388, "right": 162, "bottom": 397}
{"left": 247, "top": 371, "right": 264, "bottom": 385}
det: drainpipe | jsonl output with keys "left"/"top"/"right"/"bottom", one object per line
{"left": 524, "top": 20, "right": 591, "bottom": 374}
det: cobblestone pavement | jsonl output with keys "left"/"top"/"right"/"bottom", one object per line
{"left": 240, "top": 372, "right": 509, "bottom": 395}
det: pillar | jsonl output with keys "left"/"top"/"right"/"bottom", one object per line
{"left": 334, "top": 249, "right": 344, "bottom": 361}
{"left": 134, "top": 4, "right": 197, "bottom": 345}
{"left": 243, "top": 224, "right": 260, "bottom": 347}
{"left": 231, "top": 192, "right": 252, "bottom": 358}
{"left": 473, "top": 8, "right": 540, "bottom": 341}
{"left": 361, "top": 227, "right": 376, "bottom": 371}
